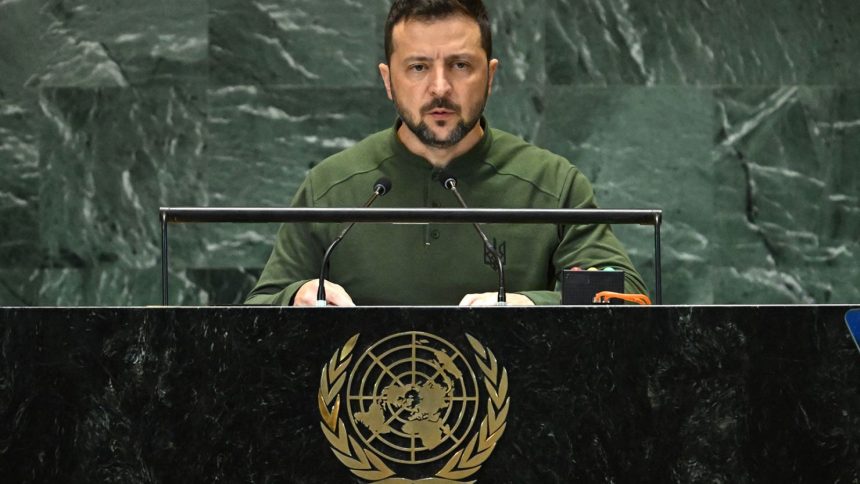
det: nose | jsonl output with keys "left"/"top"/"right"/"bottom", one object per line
{"left": 429, "top": 65, "right": 452, "bottom": 98}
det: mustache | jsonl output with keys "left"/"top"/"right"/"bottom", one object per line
{"left": 421, "top": 98, "right": 461, "bottom": 114}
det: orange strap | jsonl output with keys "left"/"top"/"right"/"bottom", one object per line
{"left": 593, "top": 291, "right": 652, "bottom": 305}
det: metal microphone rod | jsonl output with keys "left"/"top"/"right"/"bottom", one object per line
{"left": 159, "top": 206, "right": 663, "bottom": 305}
{"left": 161, "top": 207, "right": 661, "bottom": 225}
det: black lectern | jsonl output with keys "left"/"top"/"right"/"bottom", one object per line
{"left": 1, "top": 305, "right": 857, "bottom": 482}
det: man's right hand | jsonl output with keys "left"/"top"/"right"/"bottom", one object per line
{"left": 293, "top": 279, "right": 356, "bottom": 307}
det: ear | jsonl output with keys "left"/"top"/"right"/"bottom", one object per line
{"left": 379, "top": 63, "right": 393, "bottom": 101}
{"left": 487, "top": 58, "right": 499, "bottom": 95}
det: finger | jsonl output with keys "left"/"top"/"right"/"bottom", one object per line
{"left": 459, "top": 293, "right": 478, "bottom": 306}
{"left": 469, "top": 293, "right": 498, "bottom": 306}
{"left": 292, "top": 280, "right": 320, "bottom": 306}
{"left": 507, "top": 293, "right": 535, "bottom": 306}
{"left": 325, "top": 282, "right": 356, "bottom": 307}
{"left": 460, "top": 293, "right": 498, "bottom": 306}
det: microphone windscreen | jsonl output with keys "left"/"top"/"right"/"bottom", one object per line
{"left": 435, "top": 170, "right": 456, "bottom": 189}
{"left": 374, "top": 177, "right": 392, "bottom": 196}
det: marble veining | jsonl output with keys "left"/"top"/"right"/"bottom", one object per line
{"left": 0, "top": 0, "right": 858, "bottom": 305}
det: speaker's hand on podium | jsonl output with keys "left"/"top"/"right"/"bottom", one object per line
{"left": 293, "top": 280, "right": 356, "bottom": 307}
{"left": 459, "top": 292, "right": 534, "bottom": 307}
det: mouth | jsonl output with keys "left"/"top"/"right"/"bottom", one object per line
{"left": 427, "top": 109, "right": 456, "bottom": 118}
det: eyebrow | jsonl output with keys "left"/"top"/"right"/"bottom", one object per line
{"left": 402, "top": 53, "right": 480, "bottom": 64}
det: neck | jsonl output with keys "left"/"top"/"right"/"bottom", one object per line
{"left": 396, "top": 122, "right": 484, "bottom": 168}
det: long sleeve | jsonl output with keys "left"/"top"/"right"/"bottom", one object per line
{"left": 244, "top": 178, "right": 323, "bottom": 305}
{"left": 517, "top": 167, "right": 648, "bottom": 305}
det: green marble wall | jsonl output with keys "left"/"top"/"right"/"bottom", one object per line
{"left": 1, "top": 0, "right": 858, "bottom": 305}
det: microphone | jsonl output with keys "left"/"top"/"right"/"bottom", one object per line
{"left": 436, "top": 171, "right": 507, "bottom": 305}
{"left": 316, "top": 177, "right": 392, "bottom": 306}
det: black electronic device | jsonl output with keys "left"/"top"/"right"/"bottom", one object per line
{"left": 562, "top": 269, "right": 625, "bottom": 305}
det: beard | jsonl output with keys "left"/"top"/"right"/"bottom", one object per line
{"left": 391, "top": 85, "right": 488, "bottom": 149}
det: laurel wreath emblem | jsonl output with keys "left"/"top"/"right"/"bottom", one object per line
{"left": 317, "top": 333, "right": 509, "bottom": 483}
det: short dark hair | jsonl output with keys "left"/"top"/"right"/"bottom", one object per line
{"left": 384, "top": 0, "right": 493, "bottom": 62}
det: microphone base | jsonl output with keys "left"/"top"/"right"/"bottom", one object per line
{"left": 314, "top": 300, "right": 327, "bottom": 307}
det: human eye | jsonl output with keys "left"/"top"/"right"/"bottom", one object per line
{"left": 408, "top": 63, "right": 427, "bottom": 73}
{"left": 453, "top": 61, "right": 469, "bottom": 70}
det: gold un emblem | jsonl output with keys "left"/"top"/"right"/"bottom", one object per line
{"left": 318, "top": 332, "right": 510, "bottom": 483}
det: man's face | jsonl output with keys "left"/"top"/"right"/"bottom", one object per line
{"left": 380, "top": 15, "right": 498, "bottom": 149}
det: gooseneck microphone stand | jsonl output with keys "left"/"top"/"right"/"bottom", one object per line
{"left": 316, "top": 177, "right": 392, "bottom": 306}
{"left": 439, "top": 172, "right": 507, "bottom": 305}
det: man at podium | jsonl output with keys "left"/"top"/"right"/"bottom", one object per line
{"left": 246, "top": 0, "right": 646, "bottom": 306}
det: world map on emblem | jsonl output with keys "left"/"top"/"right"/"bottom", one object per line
{"left": 346, "top": 332, "right": 480, "bottom": 465}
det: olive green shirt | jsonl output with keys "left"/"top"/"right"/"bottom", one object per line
{"left": 246, "top": 120, "right": 646, "bottom": 305}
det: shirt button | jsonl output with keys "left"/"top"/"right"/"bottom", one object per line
{"left": 431, "top": 230, "right": 441, "bottom": 239}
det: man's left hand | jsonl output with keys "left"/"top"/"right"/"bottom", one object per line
{"left": 458, "top": 293, "right": 535, "bottom": 306}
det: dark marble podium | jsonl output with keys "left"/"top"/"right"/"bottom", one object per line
{"left": 1, "top": 306, "right": 857, "bottom": 483}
